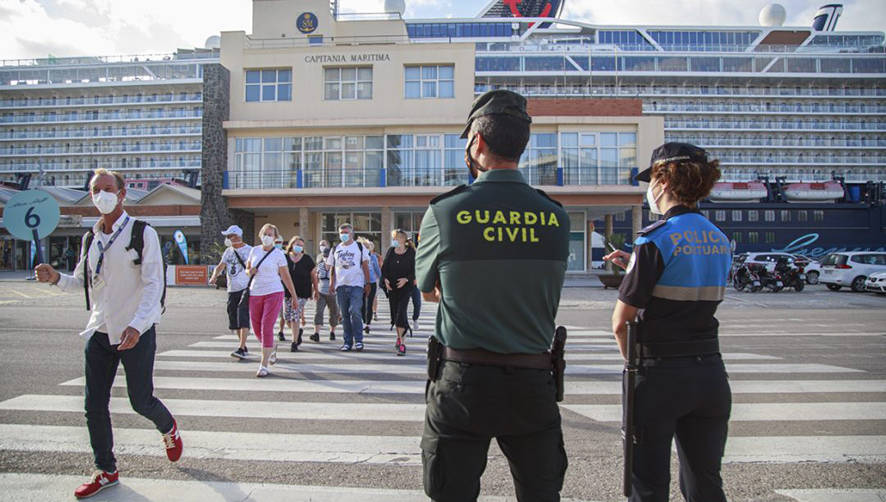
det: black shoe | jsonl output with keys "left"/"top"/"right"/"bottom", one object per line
{"left": 363, "top": 325, "right": 370, "bottom": 334}
{"left": 231, "top": 347, "right": 247, "bottom": 360}
{"left": 290, "top": 341, "right": 299, "bottom": 352}
{"left": 297, "top": 328, "right": 303, "bottom": 347}
{"left": 278, "top": 331, "right": 286, "bottom": 342}
{"left": 242, "top": 346, "right": 248, "bottom": 354}
{"left": 330, "top": 331, "right": 336, "bottom": 341}
{"left": 310, "top": 332, "right": 320, "bottom": 343}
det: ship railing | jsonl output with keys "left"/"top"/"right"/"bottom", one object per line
{"left": 1, "top": 160, "right": 201, "bottom": 171}
{"left": 0, "top": 110, "right": 203, "bottom": 124}
{"left": 245, "top": 34, "right": 411, "bottom": 49}
{"left": 476, "top": 84, "right": 886, "bottom": 99}
{"left": 3, "top": 143, "right": 202, "bottom": 156}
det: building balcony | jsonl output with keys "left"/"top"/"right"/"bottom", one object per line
{"left": 475, "top": 84, "right": 886, "bottom": 99}
{"left": 665, "top": 121, "right": 886, "bottom": 132}
{"left": 1, "top": 159, "right": 201, "bottom": 172}
{"left": 644, "top": 104, "right": 886, "bottom": 114}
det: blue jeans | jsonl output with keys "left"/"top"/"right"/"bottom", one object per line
{"left": 85, "top": 327, "right": 174, "bottom": 473}
{"left": 336, "top": 285, "right": 364, "bottom": 347}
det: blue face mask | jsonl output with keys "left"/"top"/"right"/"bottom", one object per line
{"left": 391, "top": 239, "right": 400, "bottom": 248}
{"left": 293, "top": 245, "right": 304, "bottom": 253}
{"left": 275, "top": 243, "right": 283, "bottom": 250}
{"left": 340, "top": 233, "right": 350, "bottom": 242}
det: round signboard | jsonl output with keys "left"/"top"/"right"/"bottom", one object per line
{"left": 2, "top": 189, "right": 60, "bottom": 241}
{"left": 297, "top": 12, "right": 318, "bottom": 34}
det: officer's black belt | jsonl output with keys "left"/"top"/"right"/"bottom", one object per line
{"left": 443, "top": 347, "right": 552, "bottom": 370}
{"left": 637, "top": 338, "right": 719, "bottom": 359}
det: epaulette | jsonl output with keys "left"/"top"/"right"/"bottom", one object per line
{"left": 637, "top": 219, "right": 668, "bottom": 236}
{"left": 429, "top": 184, "right": 470, "bottom": 204}
{"left": 535, "top": 188, "right": 563, "bottom": 208}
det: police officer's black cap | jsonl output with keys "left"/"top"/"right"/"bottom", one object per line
{"left": 460, "top": 90, "right": 532, "bottom": 139}
{"left": 635, "top": 142, "right": 710, "bottom": 183}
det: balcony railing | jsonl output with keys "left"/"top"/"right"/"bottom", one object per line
{"left": 0, "top": 110, "right": 203, "bottom": 124}
{"left": 475, "top": 84, "right": 886, "bottom": 98}
{"left": 665, "top": 120, "right": 886, "bottom": 131}
{"left": 222, "top": 167, "right": 639, "bottom": 190}
{"left": 0, "top": 125, "right": 202, "bottom": 140}
{"left": 645, "top": 103, "right": 886, "bottom": 114}
{"left": 1, "top": 159, "right": 201, "bottom": 171}
{"left": 0, "top": 94, "right": 203, "bottom": 108}
{"left": 2, "top": 143, "right": 201, "bottom": 156}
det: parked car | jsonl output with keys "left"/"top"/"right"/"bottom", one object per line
{"left": 864, "top": 271, "right": 886, "bottom": 295}
{"left": 819, "top": 252, "right": 886, "bottom": 292}
{"left": 792, "top": 254, "right": 822, "bottom": 284}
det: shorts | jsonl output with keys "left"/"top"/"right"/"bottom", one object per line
{"left": 284, "top": 296, "right": 308, "bottom": 322}
{"left": 227, "top": 290, "right": 251, "bottom": 330}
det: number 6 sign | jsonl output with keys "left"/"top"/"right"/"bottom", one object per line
{"left": 2, "top": 189, "right": 61, "bottom": 265}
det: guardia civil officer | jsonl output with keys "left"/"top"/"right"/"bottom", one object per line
{"left": 415, "top": 90, "right": 570, "bottom": 502}
{"left": 605, "top": 143, "right": 732, "bottom": 502}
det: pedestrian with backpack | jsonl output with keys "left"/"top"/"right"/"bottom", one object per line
{"left": 35, "top": 169, "right": 182, "bottom": 499}
{"left": 310, "top": 241, "right": 340, "bottom": 342}
{"left": 246, "top": 223, "right": 299, "bottom": 377}
{"left": 327, "top": 223, "right": 371, "bottom": 352}
{"left": 208, "top": 225, "right": 252, "bottom": 360}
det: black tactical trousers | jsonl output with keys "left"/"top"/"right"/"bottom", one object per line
{"left": 630, "top": 354, "right": 731, "bottom": 502}
{"left": 421, "top": 361, "right": 567, "bottom": 502}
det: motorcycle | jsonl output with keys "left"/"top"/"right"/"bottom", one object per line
{"left": 775, "top": 257, "right": 806, "bottom": 292}
{"left": 733, "top": 263, "right": 763, "bottom": 292}
{"left": 755, "top": 262, "right": 785, "bottom": 292}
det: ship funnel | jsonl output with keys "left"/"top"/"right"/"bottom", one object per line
{"left": 812, "top": 4, "right": 842, "bottom": 31}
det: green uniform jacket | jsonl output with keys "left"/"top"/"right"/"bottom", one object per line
{"left": 415, "top": 169, "right": 570, "bottom": 354}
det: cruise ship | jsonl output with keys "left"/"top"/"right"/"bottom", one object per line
{"left": 0, "top": 0, "right": 884, "bottom": 272}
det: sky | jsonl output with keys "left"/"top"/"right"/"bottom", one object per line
{"left": 0, "top": 0, "right": 884, "bottom": 60}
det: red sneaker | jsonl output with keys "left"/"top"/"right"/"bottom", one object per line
{"left": 162, "top": 419, "right": 183, "bottom": 462}
{"left": 74, "top": 470, "right": 118, "bottom": 499}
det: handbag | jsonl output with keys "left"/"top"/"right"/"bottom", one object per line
{"left": 238, "top": 248, "right": 274, "bottom": 308}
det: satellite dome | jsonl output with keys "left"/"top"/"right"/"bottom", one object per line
{"left": 204, "top": 35, "right": 221, "bottom": 49}
{"left": 385, "top": 0, "right": 406, "bottom": 16}
{"left": 759, "top": 3, "right": 787, "bottom": 27}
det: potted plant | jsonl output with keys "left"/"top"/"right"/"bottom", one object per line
{"left": 599, "top": 233, "right": 627, "bottom": 289}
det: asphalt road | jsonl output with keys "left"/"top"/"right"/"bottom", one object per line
{"left": 0, "top": 278, "right": 883, "bottom": 501}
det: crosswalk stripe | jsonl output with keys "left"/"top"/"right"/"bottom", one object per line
{"left": 58, "top": 377, "right": 886, "bottom": 396}
{"left": 563, "top": 402, "right": 886, "bottom": 422}
{"left": 724, "top": 436, "right": 886, "bottom": 464}
{"left": 0, "top": 473, "right": 596, "bottom": 502}
{"left": 0, "top": 424, "right": 420, "bottom": 465}
{"left": 145, "top": 360, "right": 864, "bottom": 375}
{"left": 774, "top": 488, "right": 886, "bottom": 502}
{"left": 0, "top": 395, "right": 427, "bottom": 422}
{"left": 157, "top": 349, "right": 782, "bottom": 362}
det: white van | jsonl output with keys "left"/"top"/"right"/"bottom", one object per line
{"left": 819, "top": 252, "right": 886, "bottom": 292}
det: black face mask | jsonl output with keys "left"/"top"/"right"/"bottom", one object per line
{"left": 464, "top": 135, "right": 487, "bottom": 180}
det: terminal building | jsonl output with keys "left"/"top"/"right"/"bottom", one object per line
{"left": 1, "top": 0, "right": 884, "bottom": 271}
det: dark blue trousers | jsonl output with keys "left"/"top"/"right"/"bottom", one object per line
{"left": 84, "top": 326, "right": 174, "bottom": 472}
{"left": 629, "top": 354, "right": 731, "bottom": 502}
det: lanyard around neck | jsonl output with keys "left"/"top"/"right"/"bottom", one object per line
{"left": 94, "top": 215, "right": 130, "bottom": 277}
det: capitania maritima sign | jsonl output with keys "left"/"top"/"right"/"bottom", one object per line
{"left": 304, "top": 54, "right": 391, "bottom": 63}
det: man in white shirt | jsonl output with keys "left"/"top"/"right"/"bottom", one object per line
{"left": 35, "top": 169, "right": 182, "bottom": 500}
{"left": 327, "top": 223, "right": 371, "bottom": 351}
{"left": 209, "top": 225, "right": 252, "bottom": 359}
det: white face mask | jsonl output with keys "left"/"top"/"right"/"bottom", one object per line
{"left": 92, "top": 190, "right": 119, "bottom": 215}
{"left": 261, "top": 235, "right": 275, "bottom": 247}
{"left": 646, "top": 181, "right": 664, "bottom": 215}
{"left": 224, "top": 238, "right": 233, "bottom": 247}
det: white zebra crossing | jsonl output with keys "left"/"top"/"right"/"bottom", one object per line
{"left": 1, "top": 309, "right": 884, "bottom": 501}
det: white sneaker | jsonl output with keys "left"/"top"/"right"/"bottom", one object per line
{"left": 412, "top": 319, "right": 421, "bottom": 331}
{"left": 256, "top": 366, "right": 269, "bottom": 378}
{"left": 269, "top": 345, "right": 278, "bottom": 365}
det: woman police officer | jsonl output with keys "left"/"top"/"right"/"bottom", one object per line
{"left": 605, "top": 143, "right": 732, "bottom": 502}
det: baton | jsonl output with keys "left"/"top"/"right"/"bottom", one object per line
{"left": 623, "top": 320, "right": 639, "bottom": 497}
